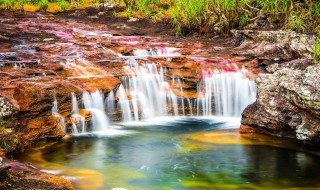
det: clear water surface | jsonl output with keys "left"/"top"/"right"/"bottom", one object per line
{"left": 17, "top": 117, "right": 320, "bottom": 190}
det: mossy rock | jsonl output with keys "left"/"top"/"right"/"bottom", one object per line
{"left": 0, "top": 133, "right": 19, "bottom": 153}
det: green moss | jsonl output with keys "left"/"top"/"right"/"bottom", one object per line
{"left": 297, "top": 92, "right": 320, "bottom": 109}
{"left": 0, "top": 133, "right": 19, "bottom": 153}
{"left": 0, "top": 116, "right": 13, "bottom": 134}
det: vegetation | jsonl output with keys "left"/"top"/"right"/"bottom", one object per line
{"left": 112, "top": 0, "right": 320, "bottom": 35}
{"left": 314, "top": 37, "right": 320, "bottom": 64}
{"left": 0, "top": 117, "right": 12, "bottom": 134}
{"left": 112, "top": 0, "right": 320, "bottom": 63}
{"left": 0, "top": 0, "right": 319, "bottom": 35}
{"left": 0, "top": 0, "right": 99, "bottom": 12}
{"left": 1, "top": 0, "right": 319, "bottom": 63}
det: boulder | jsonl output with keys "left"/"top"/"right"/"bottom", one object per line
{"left": 241, "top": 60, "right": 320, "bottom": 144}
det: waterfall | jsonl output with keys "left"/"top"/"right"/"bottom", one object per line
{"left": 114, "top": 63, "right": 256, "bottom": 122}
{"left": 116, "top": 63, "right": 180, "bottom": 122}
{"left": 116, "top": 85, "right": 133, "bottom": 122}
{"left": 71, "top": 93, "right": 79, "bottom": 114}
{"left": 63, "top": 51, "right": 256, "bottom": 134}
{"left": 119, "top": 47, "right": 180, "bottom": 59}
{"left": 133, "top": 47, "right": 180, "bottom": 57}
{"left": 70, "top": 93, "right": 86, "bottom": 134}
{"left": 82, "top": 90, "right": 110, "bottom": 131}
{"left": 173, "top": 77, "right": 186, "bottom": 115}
{"left": 52, "top": 95, "right": 59, "bottom": 116}
{"left": 105, "top": 91, "right": 115, "bottom": 116}
{"left": 196, "top": 69, "right": 256, "bottom": 117}
{"left": 51, "top": 95, "right": 66, "bottom": 132}
{"left": 66, "top": 64, "right": 256, "bottom": 134}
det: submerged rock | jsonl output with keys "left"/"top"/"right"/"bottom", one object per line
{"left": 0, "top": 160, "right": 74, "bottom": 190}
{"left": 241, "top": 60, "right": 320, "bottom": 144}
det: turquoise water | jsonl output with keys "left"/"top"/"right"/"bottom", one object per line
{"left": 17, "top": 118, "right": 320, "bottom": 190}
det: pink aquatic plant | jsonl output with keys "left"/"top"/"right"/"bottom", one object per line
{"left": 157, "top": 44, "right": 166, "bottom": 54}
{"left": 46, "top": 30, "right": 73, "bottom": 41}
{"left": 10, "top": 163, "right": 17, "bottom": 170}
{"left": 221, "top": 67, "right": 236, "bottom": 72}
{"left": 219, "top": 61, "right": 228, "bottom": 66}
{"left": 200, "top": 68, "right": 212, "bottom": 79}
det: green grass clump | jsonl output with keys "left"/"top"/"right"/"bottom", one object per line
{"left": 314, "top": 37, "right": 320, "bottom": 64}
{"left": 111, "top": 0, "right": 320, "bottom": 35}
{"left": 0, "top": 0, "right": 97, "bottom": 11}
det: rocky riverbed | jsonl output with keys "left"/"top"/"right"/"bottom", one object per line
{"left": 0, "top": 8, "right": 261, "bottom": 189}
{"left": 0, "top": 9, "right": 261, "bottom": 154}
{"left": 0, "top": 5, "right": 319, "bottom": 189}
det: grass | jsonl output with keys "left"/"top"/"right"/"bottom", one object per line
{"left": 314, "top": 37, "right": 320, "bottom": 64}
{"left": 1, "top": 0, "right": 319, "bottom": 35}
{"left": 110, "top": 0, "right": 320, "bottom": 35}
{"left": 111, "top": 0, "right": 320, "bottom": 64}
{"left": 0, "top": 0, "right": 98, "bottom": 12}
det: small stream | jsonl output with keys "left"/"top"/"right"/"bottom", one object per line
{"left": 17, "top": 117, "right": 320, "bottom": 190}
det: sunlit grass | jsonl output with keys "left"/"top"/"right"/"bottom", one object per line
{"left": 0, "top": 0, "right": 97, "bottom": 12}
{"left": 314, "top": 37, "right": 320, "bottom": 64}
{"left": 1, "top": 0, "right": 319, "bottom": 35}
{"left": 111, "top": 0, "right": 320, "bottom": 35}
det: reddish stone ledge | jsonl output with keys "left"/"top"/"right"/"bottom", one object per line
{"left": 0, "top": 160, "right": 75, "bottom": 190}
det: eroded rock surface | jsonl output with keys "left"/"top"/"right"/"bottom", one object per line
{"left": 241, "top": 60, "right": 320, "bottom": 144}
{"left": 232, "top": 30, "right": 316, "bottom": 66}
{"left": 0, "top": 160, "right": 75, "bottom": 190}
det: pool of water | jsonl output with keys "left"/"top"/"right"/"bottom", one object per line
{"left": 17, "top": 117, "right": 320, "bottom": 190}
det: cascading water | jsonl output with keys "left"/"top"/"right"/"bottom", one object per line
{"left": 196, "top": 68, "right": 256, "bottom": 117}
{"left": 51, "top": 95, "right": 66, "bottom": 132}
{"left": 70, "top": 93, "right": 86, "bottom": 134}
{"left": 108, "top": 61, "right": 257, "bottom": 123}
{"left": 61, "top": 45, "right": 256, "bottom": 134}
{"left": 66, "top": 63, "right": 256, "bottom": 134}
{"left": 71, "top": 93, "right": 79, "bottom": 114}
{"left": 119, "top": 47, "right": 180, "bottom": 59}
{"left": 105, "top": 90, "right": 115, "bottom": 116}
{"left": 82, "top": 90, "right": 110, "bottom": 131}
{"left": 133, "top": 47, "right": 180, "bottom": 57}
{"left": 114, "top": 63, "right": 179, "bottom": 122}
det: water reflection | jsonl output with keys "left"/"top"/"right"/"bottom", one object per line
{"left": 241, "top": 146, "right": 320, "bottom": 187}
